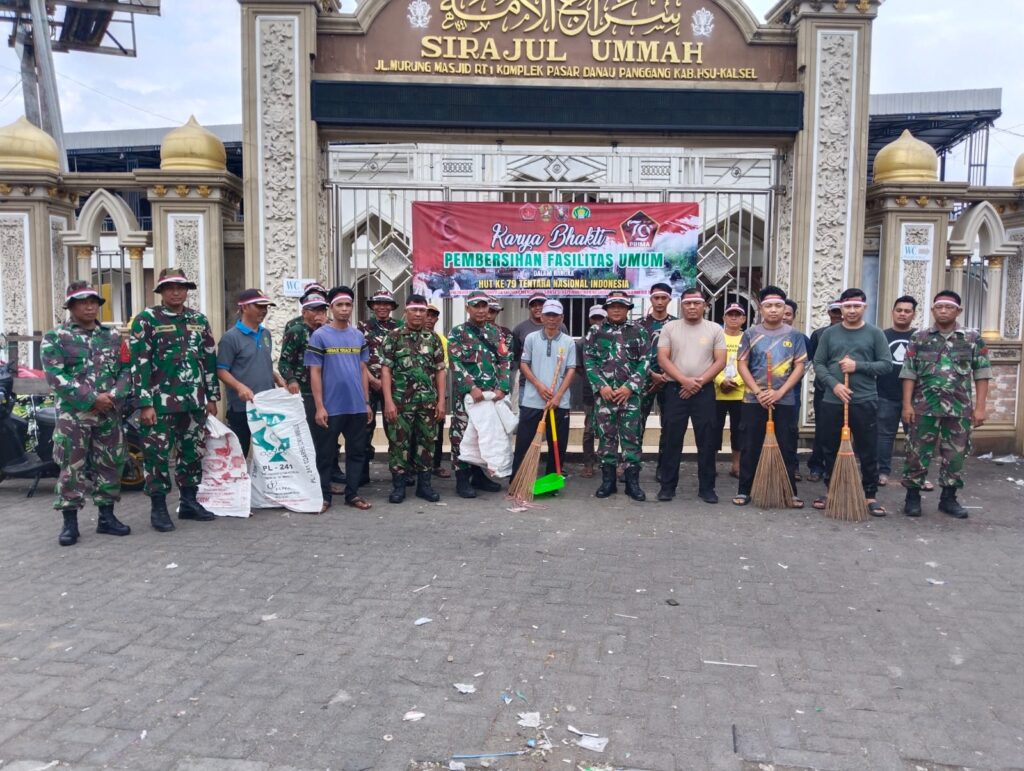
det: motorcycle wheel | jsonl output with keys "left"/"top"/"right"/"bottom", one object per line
{"left": 121, "top": 435, "right": 145, "bottom": 491}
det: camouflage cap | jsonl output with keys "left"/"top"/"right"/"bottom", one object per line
{"left": 64, "top": 281, "right": 105, "bottom": 308}
{"left": 487, "top": 298, "right": 502, "bottom": 312}
{"left": 366, "top": 289, "right": 398, "bottom": 308}
{"left": 301, "top": 281, "right": 327, "bottom": 301}
{"left": 301, "top": 293, "right": 329, "bottom": 310}
{"left": 154, "top": 267, "right": 197, "bottom": 292}
{"left": 603, "top": 290, "right": 634, "bottom": 309}
{"left": 465, "top": 289, "right": 491, "bottom": 307}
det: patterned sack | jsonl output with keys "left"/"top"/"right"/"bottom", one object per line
{"left": 197, "top": 416, "right": 251, "bottom": 517}
{"left": 247, "top": 388, "right": 322, "bottom": 512}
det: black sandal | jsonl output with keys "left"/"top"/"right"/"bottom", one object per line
{"left": 732, "top": 494, "right": 751, "bottom": 506}
{"left": 867, "top": 501, "right": 887, "bottom": 517}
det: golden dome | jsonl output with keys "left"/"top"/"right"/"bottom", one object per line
{"left": 0, "top": 116, "right": 60, "bottom": 172}
{"left": 873, "top": 129, "right": 938, "bottom": 183}
{"left": 1013, "top": 152, "right": 1024, "bottom": 187}
{"left": 160, "top": 115, "right": 226, "bottom": 171}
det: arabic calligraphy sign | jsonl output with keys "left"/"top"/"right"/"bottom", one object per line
{"left": 317, "top": 0, "right": 797, "bottom": 84}
{"left": 411, "top": 201, "right": 700, "bottom": 298}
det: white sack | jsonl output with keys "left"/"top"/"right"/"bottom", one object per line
{"left": 247, "top": 389, "right": 322, "bottom": 512}
{"left": 457, "top": 393, "right": 514, "bottom": 478}
{"left": 197, "top": 415, "right": 251, "bottom": 517}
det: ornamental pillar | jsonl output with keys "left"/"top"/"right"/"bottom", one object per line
{"left": 75, "top": 245, "right": 93, "bottom": 282}
{"left": 240, "top": 0, "right": 327, "bottom": 304}
{"left": 982, "top": 255, "right": 1004, "bottom": 340}
{"left": 128, "top": 245, "right": 145, "bottom": 321}
{"left": 947, "top": 255, "right": 967, "bottom": 300}
{"left": 771, "top": 0, "right": 878, "bottom": 329}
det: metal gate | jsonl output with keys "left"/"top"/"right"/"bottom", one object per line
{"left": 329, "top": 145, "right": 778, "bottom": 331}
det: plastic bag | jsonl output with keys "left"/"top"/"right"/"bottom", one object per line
{"left": 458, "top": 393, "right": 515, "bottom": 478}
{"left": 247, "top": 389, "right": 322, "bottom": 512}
{"left": 197, "top": 415, "right": 251, "bottom": 517}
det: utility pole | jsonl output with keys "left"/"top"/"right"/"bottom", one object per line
{"left": 27, "top": 0, "right": 67, "bottom": 172}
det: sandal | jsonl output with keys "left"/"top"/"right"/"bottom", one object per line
{"left": 791, "top": 498, "right": 805, "bottom": 509}
{"left": 732, "top": 494, "right": 751, "bottom": 506}
{"left": 812, "top": 497, "right": 827, "bottom": 510}
{"left": 867, "top": 500, "right": 887, "bottom": 517}
{"left": 807, "top": 473, "right": 822, "bottom": 483}
{"left": 793, "top": 472, "right": 803, "bottom": 482}
{"left": 319, "top": 501, "right": 330, "bottom": 514}
{"left": 433, "top": 467, "right": 451, "bottom": 479}
{"left": 922, "top": 481, "right": 934, "bottom": 492}
{"left": 878, "top": 474, "right": 889, "bottom": 487}
{"left": 345, "top": 496, "right": 373, "bottom": 510}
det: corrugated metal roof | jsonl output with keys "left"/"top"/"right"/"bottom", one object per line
{"left": 65, "top": 123, "right": 242, "bottom": 151}
{"left": 869, "top": 89, "right": 1001, "bottom": 116}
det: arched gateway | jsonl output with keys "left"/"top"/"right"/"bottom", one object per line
{"left": 240, "top": 0, "right": 879, "bottom": 338}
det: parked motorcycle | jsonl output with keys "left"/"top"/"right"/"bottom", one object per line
{"left": 0, "top": 361, "right": 145, "bottom": 496}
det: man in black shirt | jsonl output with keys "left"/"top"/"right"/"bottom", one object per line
{"left": 877, "top": 295, "right": 917, "bottom": 487}
{"left": 806, "top": 299, "right": 842, "bottom": 482}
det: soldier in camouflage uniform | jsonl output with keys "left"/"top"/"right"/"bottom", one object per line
{"left": 381, "top": 294, "right": 446, "bottom": 504}
{"left": 359, "top": 289, "right": 399, "bottom": 485}
{"left": 41, "top": 283, "right": 132, "bottom": 546}
{"left": 447, "top": 289, "right": 512, "bottom": 498}
{"left": 638, "top": 283, "right": 677, "bottom": 479}
{"left": 900, "top": 290, "right": 991, "bottom": 518}
{"left": 130, "top": 268, "right": 220, "bottom": 532}
{"left": 486, "top": 299, "right": 515, "bottom": 370}
{"left": 278, "top": 284, "right": 328, "bottom": 421}
{"left": 584, "top": 290, "right": 651, "bottom": 501}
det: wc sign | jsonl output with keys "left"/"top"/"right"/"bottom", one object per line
{"left": 282, "top": 278, "right": 316, "bottom": 297}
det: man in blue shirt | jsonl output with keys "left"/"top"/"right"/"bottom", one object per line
{"left": 305, "top": 286, "right": 373, "bottom": 512}
{"left": 217, "top": 289, "right": 286, "bottom": 456}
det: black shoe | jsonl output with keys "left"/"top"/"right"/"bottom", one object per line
{"left": 470, "top": 466, "right": 502, "bottom": 493}
{"left": 389, "top": 473, "right": 406, "bottom": 504}
{"left": 595, "top": 465, "right": 617, "bottom": 498}
{"left": 415, "top": 471, "right": 440, "bottom": 502}
{"left": 938, "top": 486, "right": 969, "bottom": 519}
{"left": 58, "top": 508, "right": 79, "bottom": 546}
{"left": 150, "top": 494, "right": 175, "bottom": 532}
{"left": 698, "top": 490, "right": 719, "bottom": 504}
{"left": 455, "top": 468, "right": 477, "bottom": 499}
{"left": 96, "top": 505, "right": 130, "bottom": 536}
{"left": 656, "top": 487, "right": 674, "bottom": 502}
{"left": 623, "top": 466, "right": 646, "bottom": 502}
{"left": 405, "top": 476, "right": 415, "bottom": 486}
{"left": 177, "top": 486, "right": 214, "bottom": 521}
{"left": 903, "top": 488, "right": 923, "bottom": 517}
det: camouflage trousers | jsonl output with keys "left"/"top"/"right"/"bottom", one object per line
{"left": 387, "top": 404, "right": 437, "bottom": 475}
{"left": 139, "top": 410, "right": 206, "bottom": 496}
{"left": 450, "top": 394, "right": 471, "bottom": 471}
{"left": 595, "top": 393, "right": 643, "bottom": 466}
{"left": 51, "top": 413, "right": 124, "bottom": 510}
{"left": 902, "top": 414, "right": 971, "bottom": 490}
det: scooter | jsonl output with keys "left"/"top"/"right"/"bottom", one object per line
{"left": 0, "top": 361, "right": 58, "bottom": 497}
{"left": 0, "top": 361, "right": 145, "bottom": 496}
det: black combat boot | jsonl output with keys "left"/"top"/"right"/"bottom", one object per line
{"left": 415, "top": 471, "right": 440, "bottom": 503}
{"left": 938, "top": 486, "right": 969, "bottom": 519}
{"left": 470, "top": 466, "right": 502, "bottom": 493}
{"left": 623, "top": 465, "right": 646, "bottom": 502}
{"left": 96, "top": 505, "right": 131, "bottom": 536}
{"left": 595, "top": 464, "right": 617, "bottom": 498}
{"left": 58, "top": 508, "right": 79, "bottom": 546}
{"left": 177, "top": 486, "right": 214, "bottom": 521}
{"left": 455, "top": 468, "right": 477, "bottom": 498}
{"left": 389, "top": 473, "right": 406, "bottom": 504}
{"left": 903, "top": 487, "right": 923, "bottom": 517}
{"left": 405, "top": 475, "right": 415, "bottom": 486}
{"left": 150, "top": 494, "right": 175, "bottom": 532}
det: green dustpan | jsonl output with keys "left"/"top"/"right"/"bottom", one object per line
{"left": 533, "top": 472, "right": 565, "bottom": 496}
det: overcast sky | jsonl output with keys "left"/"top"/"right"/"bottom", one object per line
{"left": 0, "top": 0, "right": 1019, "bottom": 183}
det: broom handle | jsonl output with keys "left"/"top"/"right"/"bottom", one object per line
{"left": 765, "top": 350, "right": 773, "bottom": 423}
{"left": 843, "top": 372, "right": 850, "bottom": 428}
{"left": 549, "top": 407, "right": 562, "bottom": 476}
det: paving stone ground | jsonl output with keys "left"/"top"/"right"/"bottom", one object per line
{"left": 1, "top": 455, "right": 1022, "bottom": 771}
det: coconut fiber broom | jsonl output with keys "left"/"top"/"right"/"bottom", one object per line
{"left": 751, "top": 351, "right": 795, "bottom": 509}
{"left": 824, "top": 373, "right": 868, "bottom": 522}
{"left": 508, "top": 352, "right": 564, "bottom": 506}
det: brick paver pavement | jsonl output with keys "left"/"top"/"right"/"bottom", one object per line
{"left": 1, "top": 457, "right": 1022, "bottom": 770}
